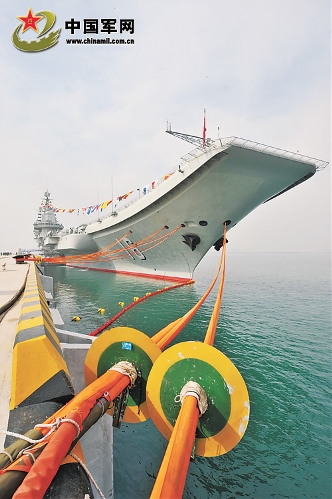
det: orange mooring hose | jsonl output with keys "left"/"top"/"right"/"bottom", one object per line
{"left": 152, "top": 223, "right": 226, "bottom": 350}
{"left": 204, "top": 222, "right": 227, "bottom": 346}
{"left": 150, "top": 396, "right": 200, "bottom": 499}
{"left": 89, "top": 279, "right": 194, "bottom": 337}
{"left": 13, "top": 226, "right": 228, "bottom": 499}
{"left": 9, "top": 369, "right": 131, "bottom": 499}
{"left": 150, "top": 223, "right": 228, "bottom": 499}
{"left": 90, "top": 234, "right": 224, "bottom": 342}
{"left": 12, "top": 411, "right": 82, "bottom": 499}
{"left": 33, "top": 225, "right": 183, "bottom": 265}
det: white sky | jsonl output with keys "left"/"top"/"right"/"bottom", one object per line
{"left": 0, "top": 0, "right": 330, "bottom": 253}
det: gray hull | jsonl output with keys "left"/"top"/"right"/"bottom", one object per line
{"left": 55, "top": 137, "right": 321, "bottom": 280}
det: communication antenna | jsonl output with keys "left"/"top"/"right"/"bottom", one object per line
{"left": 202, "top": 109, "right": 206, "bottom": 148}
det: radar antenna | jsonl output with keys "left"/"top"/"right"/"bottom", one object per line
{"left": 166, "top": 110, "right": 214, "bottom": 149}
{"left": 165, "top": 130, "right": 214, "bottom": 149}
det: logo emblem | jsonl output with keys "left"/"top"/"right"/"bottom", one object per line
{"left": 12, "top": 8, "right": 60, "bottom": 52}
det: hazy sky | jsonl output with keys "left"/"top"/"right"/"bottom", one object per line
{"left": 0, "top": 0, "right": 330, "bottom": 253}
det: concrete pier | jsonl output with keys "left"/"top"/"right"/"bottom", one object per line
{"left": 0, "top": 257, "right": 114, "bottom": 498}
{"left": 0, "top": 256, "right": 29, "bottom": 449}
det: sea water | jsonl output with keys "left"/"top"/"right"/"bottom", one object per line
{"left": 44, "top": 252, "right": 331, "bottom": 499}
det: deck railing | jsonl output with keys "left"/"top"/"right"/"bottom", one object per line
{"left": 85, "top": 136, "right": 328, "bottom": 226}
{"left": 224, "top": 136, "right": 328, "bottom": 171}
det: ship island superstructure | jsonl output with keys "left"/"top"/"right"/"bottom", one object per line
{"left": 35, "top": 131, "right": 328, "bottom": 280}
{"left": 33, "top": 191, "right": 64, "bottom": 256}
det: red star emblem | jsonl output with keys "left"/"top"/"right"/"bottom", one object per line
{"left": 17, "top": 8, "right": 43, "bottom": 33}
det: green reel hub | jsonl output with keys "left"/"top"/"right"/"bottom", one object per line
{"left": 146, "top": 341, "right": 250, "bottom": 457}
{"left": 84, "top": 327, "right": 162, "bottom": 423}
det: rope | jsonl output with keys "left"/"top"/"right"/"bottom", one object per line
{"left": 0, "top": 417, "right": 81, "bottom": 447}
{"left": 127, "top": 225, "right": 169, "bottom": 247}
{"left": 109, "top": 361, "right": 137, "bottom": 388}
{"left": 174, "top": 381, "right": 208, "bottom": 416}
{"left": 91, "top": 225, "right": 183, "bottom": 260}
{"left": 22, "top": 449, "right": 36, "bottom": 464}
{"left": 69, "top": 452, "right": 106, "bottom": 499}
{"left": 152, "top": 229, "right": 225, "bottom": 349}
{"left": 88, "top": 279, "right": 193, "bottom": 337}
{"left": 204, "top": 222, "right": 227, "bottom": 346}
{"left": 137, "top": 225, "right": 184, "bottom": 252}
{"left": 0, "top": 429, "right": 48, "bottom": 444}
{"left": 37, "top": 232, "right": 131, "bottom": 265}
{"left": 35, "top": 417, "right": 81, "bottom": 439}
{"left": 0, "top": 450, "right": 13, "bottom": 463}
{"left": 42, "top": 225, "right": 182, "bottom": 265}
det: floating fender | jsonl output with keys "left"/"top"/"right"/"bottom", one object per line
{"left": 182, "top": 233, "right": 201, "bottom": 251}
{"left": 84, "top": 327, "right": 162, "bottom": 423}
{"left": 146, "top": 341, "right": 250, "bottom": 457}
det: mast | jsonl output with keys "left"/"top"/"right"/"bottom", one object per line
{"left": 165, "top": 110, "right": 214, "bottom": 149}
{"left": 111, "top": 175, "right": 117, "bottom": 216}
{"left": 202, "top": 108, "right": 206, "bottom": 148}
{"left": 33, "top": 191, "right": 63, "bottom": 254}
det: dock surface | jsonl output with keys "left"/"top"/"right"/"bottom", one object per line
{"left": 0, "top": 256, "right": 29, "bottom": 449}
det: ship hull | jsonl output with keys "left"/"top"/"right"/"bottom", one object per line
{"left": 57, "top": 233, "right": 98, "bottom": 255}
{"left": 55, "top": 140, "right": 317, "bottom": 280}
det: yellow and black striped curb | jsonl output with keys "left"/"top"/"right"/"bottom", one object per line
{"left": 3, "top": 264, "right": 92, "bottom": 497}
{"left": 10, "top": 264, "right": 74, "bottom": 410}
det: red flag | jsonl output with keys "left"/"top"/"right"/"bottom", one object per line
{"left": 202, "top": 109, "right": 206, "bottom": 147}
